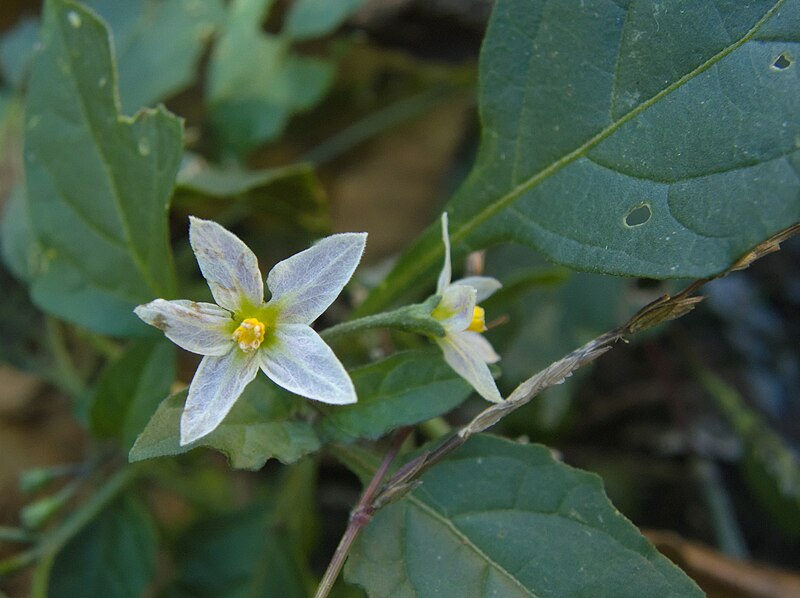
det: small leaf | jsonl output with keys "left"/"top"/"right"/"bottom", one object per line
{"left": 129, "top": 377, "right": 321, "bottom": 470}
{"left": 168, "top": 503, "right": 309, "bottom": 598}
{"left": 318, "top": 350, "right": 472, "bottom": 443}
{"left": 206, "top": 0, "right": 334, "bottom": 153}
{"left": 346, "top": 435, "right": 703, "bottom": 597}
{"left": 284, "top": 0, "right": 365, "bottom": 41}
{"left": 24, "top": 0, "right": 182, "bottom": 335}
{"left": 89, "top": 338, "right": 176, "bottom": 451}
{"left": 47, "top": 494, "right": 157, "bottom": 598}
{"left": 82, "top": 0, "right": 225, "bottom": 113}
{"left": 360, "top": 0, "right": 800, "bottom": 315}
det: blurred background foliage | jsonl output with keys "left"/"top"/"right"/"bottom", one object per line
{"left": 0, "top": 1, "right": 798, "bottom": 597}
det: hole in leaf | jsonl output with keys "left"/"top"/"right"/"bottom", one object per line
{"left": 772, "top": 53, "right": 792, "bottom": 70}
{"left": 625, "top": 203, "right": 652, "bottom": 227}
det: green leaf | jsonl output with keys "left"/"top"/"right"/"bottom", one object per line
{"left": 89, "top": 339, "right": 176, "bottom": 451}
{"left": 129, "top": 377, "right": 321, "bottom": 470}
{"left": 207, "top": 0, "right": 334, "bottom": 153}
{"left": 174, "top": 158, "right": 331, "bottom": 235}
{"left": 168, "top": 502, "right": 309, "bottom": 598}
{"left": 359, "top": 0, "right": 800, "bottom": 315}
{"left": 346, "top": 435, "right": 702, "bottom": 597}
{"left": 0, "top": 15, "right": 39, "bottom": 89}
{"left": 82, "top": 0, "right": 225, "bottom": 113}
{"left": 318, "top": 350, "right": 472, "bottom": 443}
{"left": 284, "top": 0, "right": 365, "bottom": 41}
{"left": 24, "top": 0, "right": 182, "bottom": 335}
{"left": 47, "top": 494, "right": 157, "bottom": 598}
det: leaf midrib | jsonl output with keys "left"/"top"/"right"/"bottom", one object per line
{"left": 54, "top": 2, "right": 168, "bottom": 298}
{"left": 379, "top": 0, "right": 786, "bottom": 309}
{"left": 407, "top": 495, "right": 539, "bottom": 597}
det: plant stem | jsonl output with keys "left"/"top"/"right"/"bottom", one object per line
{"left": 314, "top": 427, "right": 412, "bottom": 598}
{"left": 320, "top": 299, "right": 443, "bottom": 342}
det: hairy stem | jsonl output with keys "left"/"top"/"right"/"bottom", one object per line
{"left": 320, "top": 298, "right": 444, "bottom": 342}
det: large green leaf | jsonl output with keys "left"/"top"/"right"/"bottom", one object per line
{"left": 346, "top": 435, "right": 702, "bottom": 597}
{"left": 82, "top": 0, "right": 225, "bottom": 113}
{"left": 47, "top": 494, "right": 157, "bottom": 598}
{"left": 89, "top": 339, "right": 176, "bottom": 451}
{"left": 360, "top": 0, "right": 800, "bottom": 315}
{"left": 318, "top": 350, "right": 472, "bottom": 443}
{"left": 129, "top": 377, "right": 321, "bottom": 470}
{"left": 24, "top": 0, "right": 182, "bottom": 335}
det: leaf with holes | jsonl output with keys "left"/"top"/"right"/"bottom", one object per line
{"left": 359, "top": 0, "right": 800, "bottom": 314}
{"left": 345, "top": 434, "right": 703, "bottom": 597}
{"left": 317, "top": 350, "right": 473, "bottom": 443}
{"left": 24, "top": 0, "right": 182, "bottom": 335}
{"left": 129, "top": 377, "right": 321, "bottom": 470}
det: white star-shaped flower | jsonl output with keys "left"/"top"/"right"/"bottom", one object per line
{"left": 135, "top": 217, "right": 367, "bottom": 445}
{"left": 430, "top": 213, "right": 503, "bottom": 403}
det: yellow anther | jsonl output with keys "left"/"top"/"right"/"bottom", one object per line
{"left": 466, "top": 306, "right": 487, "bottom": 333}
{"left": 232, "top": 317, "right": 266, "bottom": 352}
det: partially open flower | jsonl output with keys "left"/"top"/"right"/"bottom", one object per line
{"left": 430, "top": 213, "right": 503, "bottom": 403}
{"left": 135, "top": 217, "right": 367, "bottom": 445}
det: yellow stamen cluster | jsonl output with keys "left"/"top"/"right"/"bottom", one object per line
{"left": 233, "top": 317, "right": 266, "bottom": 352}
{"left": 466, "top": 306, "right": 487, "bottom": 333}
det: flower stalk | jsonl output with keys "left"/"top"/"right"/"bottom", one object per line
{"left": 319, "top": 296, "right": 445, "bottom": 342}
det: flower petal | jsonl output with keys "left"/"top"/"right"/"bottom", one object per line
{"left": 436, "top": 212, "right": 451, "bottom": 294}
{"left": 452, "top": 276, "right": 502, "bottom": 302}
{"left": 189, "top": 216, "right": 264, "bottom": 312}
{"left": 458, "top": 330, "right": 501, "bottom": 364}
{"left": 435, "top": 284, "right": 476, "bottom": 332}
{"left": 134, "top": 299, "right": 234, "bottom": 356}
{"left": 437, "top": 333, "right": 503, "bottom": 403}
{"left": 180, "top": 349, "right": 259, "bottom": 445}
{"left": 267, "top": 233, "right": 367, "bottom": 324}
{"left": 260, "top": 324, "right": 356, "bottom": 405}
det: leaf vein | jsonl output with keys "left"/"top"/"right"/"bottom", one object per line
{"left": 407, "top": 496, "right": 538, "bottom": 597}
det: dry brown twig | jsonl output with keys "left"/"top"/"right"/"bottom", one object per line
{"left": 315, "top": 223, "right": 800, "bottom": 598}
